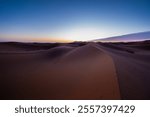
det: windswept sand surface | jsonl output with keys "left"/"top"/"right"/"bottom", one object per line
{"left": 100, "top": 41, "right": 150, "bottom": 99}
{"left": 0, "top": 41, "right": 150, "bottom": 99}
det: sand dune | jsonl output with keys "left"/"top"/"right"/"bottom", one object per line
{"left": 0, "top": 41, "right": 150, "bottom": 99}
{"left": 100, "top": 42, "right": 150, "bottom": 99}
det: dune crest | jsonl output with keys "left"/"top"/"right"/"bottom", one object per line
{"left": 0, "top": 41, "right": 150, "bottom": 99}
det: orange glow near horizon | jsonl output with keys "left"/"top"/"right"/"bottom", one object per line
{"left": 0, "top": 34, "right": 74, "bottom": 43}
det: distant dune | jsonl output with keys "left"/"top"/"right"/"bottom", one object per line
{"left": 0, "top": 41, "right": 150, "bottom": 99}
{"left": 93, "top": 31, "right": 150, "bottom": 42}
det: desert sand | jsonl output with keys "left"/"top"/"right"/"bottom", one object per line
{"left": 0, "top": 41, "right": 150, "bottom": 99}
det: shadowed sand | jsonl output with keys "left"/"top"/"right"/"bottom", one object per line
{"left": 0, "top": 41, "right": 150, "bottom": 99}
{"left": 100, "top": 41, "right": 150, "bottom": 99}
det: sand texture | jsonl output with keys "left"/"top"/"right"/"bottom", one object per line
{"left": 0, "top": 41, "right": 150, "bottom": 99}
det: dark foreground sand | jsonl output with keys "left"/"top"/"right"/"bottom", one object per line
{"left": 0, "top": 41, "right": 150, "bottom": 99}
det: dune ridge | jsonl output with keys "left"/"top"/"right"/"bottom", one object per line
{"left": 99, "top": 42, "right": 150, "bottom": 99}
{"left": 0, "top": 41, "right": 150, "bottom": 99}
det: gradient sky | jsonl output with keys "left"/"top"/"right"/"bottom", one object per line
{"left": 0, "top": 0, "right": 150, "bottom": 42}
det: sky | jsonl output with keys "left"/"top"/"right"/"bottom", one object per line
{"left": 0, "top": 0, "right": 150, "bottom": 42}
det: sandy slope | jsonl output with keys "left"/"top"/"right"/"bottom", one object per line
{"left": 100, "top": 42, "right": 150, "bottom": 99}
{"left": 0, "top": 41, "right": 150, "bottom": 99}
{"left": 0, "top": 42, "right": 120, "bottom": 99}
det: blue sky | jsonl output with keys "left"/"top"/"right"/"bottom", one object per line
{"left": 0, "top": 0, "right": 150, "bottom": 42}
